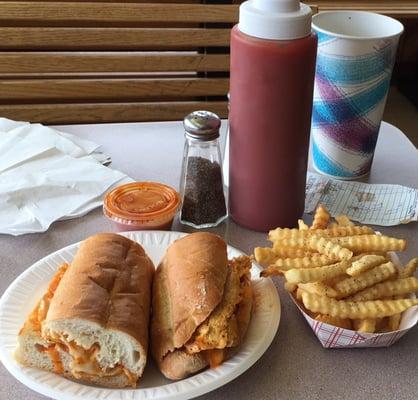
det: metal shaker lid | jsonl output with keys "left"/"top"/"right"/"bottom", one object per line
{"left": 183, "top": 110, "right": 221, "bottom": 141}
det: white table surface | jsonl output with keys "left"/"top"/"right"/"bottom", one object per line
{"left": 0, "top": 120, "right": 417, "bottom": 400}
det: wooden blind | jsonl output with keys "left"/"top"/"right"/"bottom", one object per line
{"left": 0, "top": 0, "right": 238, "bottom": 124}
{"left": 4, "top": 1, "right": 412, "bottom": 124}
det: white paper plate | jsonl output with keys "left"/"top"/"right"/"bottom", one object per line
{"left": 0, "top": 231, "right": 280, "bottom": 400}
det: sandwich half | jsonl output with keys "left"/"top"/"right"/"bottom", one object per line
{"left": 15, "top": 233, "right": 154, "bottom": 388}
{"left": 151, "top": 232, "right": 253, "bottom": 380}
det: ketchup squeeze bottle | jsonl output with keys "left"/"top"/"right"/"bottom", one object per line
{"left": 229, "top": 0, "right": 317, "bottom": 231}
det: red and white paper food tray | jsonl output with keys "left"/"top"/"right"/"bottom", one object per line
{"left": 290, "top": 252, "right": 418, "bottom": 348}
{"left": 292, "top": 297, "right": 418, "bottom": 348}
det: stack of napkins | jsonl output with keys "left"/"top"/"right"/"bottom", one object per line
{"left": 0, "top": 118, "right": 132, "bottom": 235}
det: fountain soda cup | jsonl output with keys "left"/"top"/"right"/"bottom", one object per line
{"left": 311, "top": 11, "right": 403, "bottom": 179}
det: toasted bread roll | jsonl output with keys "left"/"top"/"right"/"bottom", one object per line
{"left": 151, "top": 232, "right": 253, "bottom": 380}
{"left": 16, "top": 233, "right": 154, "bottom": 388}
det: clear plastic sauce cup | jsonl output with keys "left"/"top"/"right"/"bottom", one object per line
{"left": 103, "top": 182, "right": 180, "bottom": 231}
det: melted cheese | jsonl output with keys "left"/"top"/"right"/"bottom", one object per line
{"left": 122, "top": 367, "right": 139, "bottom": 388}
{"left": 54, "top": 336, "right": 138, "bottom": 387}
{"left": 26, "top": 263, "right": 138, "bottom": 386}
{"left": 46, "top": 345, "right": 64, "bottom": 374}
{"left": 205, "top": 349, "right": 224, "bottom": 368}
{"left": 35, "top": 344, "right": 64, "bottom": 374}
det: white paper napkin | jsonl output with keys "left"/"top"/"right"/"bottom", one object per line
{"left": 0, "top": 118, "right": 132, "bottom": 235}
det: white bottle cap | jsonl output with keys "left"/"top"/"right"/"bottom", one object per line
{"left": 238, "top": 0, "right": 312, "bottom": 40}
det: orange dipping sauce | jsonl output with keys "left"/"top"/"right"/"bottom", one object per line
{"left": 103, "top": 182, "right": 180, "bottom": 231}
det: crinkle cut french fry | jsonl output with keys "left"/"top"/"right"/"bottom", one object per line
{"left": 400, "top": 258, "right": 418, "bottom": 278}
{"left": 315, "top": 314, "right": 352, "bottom": 329}
{"left": 388, "top": 294, "right": 406, "bottom": 331}
{"left": 329, "top": 235, "right": 406, "bottom": 253}
{"left": 260, "top": 265, "right": 282, "bottom": 277}
{"left": 284, "top": 260, "right": 350, "bottom": 284}
{"left": 324, "top": 274, "right": 349, "bottom": 287}
{"left": 387, "top": 313, "right": 402, "bottom": 331}
{"left": 320, "top": 225, "right": 373, "bottom": 237}
{"left": 272, "top": 242, "right": 313, "bottom": 258}
{"left": 349, "top": 277, "right": 418, "bottom": 301}
{"left": 301, "top": 291, "right": 418, "bottom": 319}
{"left": 269, "top": 228, "right": 306, "bottom": 240}
{"left": 254, "top": 247, "right": 277, "bottom": 266}
{"left": 353, "top": 318, "right": 376, "bottom": 333}
{"left": 310, "top": 236, "right": 353, "bottom": 260}
{"left": 346, "top": 255, "right": 387, "bottom": 276}
{"left": 260, "top": 254, "right": 336, "bottom": 277}
{"left": 297, "top": 282, "right": 338, "bottom": 298}
{"left": 374, "top": 317, "right": 390, "bottom": 332}
{"left": 335, "top": 215, "right": 355, "bottom": 227}
{"left": 311, "top": 205, "right": 330, "bottom": 230}
{"left": 284, "top": 282, "right": 297, "bottom": 292}
{"left": 273, "top": 253, "right": 338, "bottom": 270}
{"left": 387, "top": 293, "right": 402, "bottom": 331}
{"left": 385, "top": 259, "right": 418, "bottom": 331}
{"left": 298, "top": 219, "right": 309, "bottom": 230}
{"left": 276, "top": 236, "right": 352, "bottom": 260}
{"left": 269, "top": 226, "right": 373, "bottom": 240}
{"left": 334, "top": 261, "right": 397, "bottom": 298}
{"left": 349, "top": 252, "right": 387, "bottom": 262}
{"left": 295, "top": 287, "right": 304, "bottom": 301}
{"left": 275, "top": 247, "right": 313, "bottom": 258}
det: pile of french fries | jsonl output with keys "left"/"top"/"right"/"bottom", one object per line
{"left": 255, "top": 205, "right": 418, "bottom": 333}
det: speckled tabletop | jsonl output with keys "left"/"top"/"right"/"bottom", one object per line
{"left": 0, "top": 121, "right": 417, "bottom": 400}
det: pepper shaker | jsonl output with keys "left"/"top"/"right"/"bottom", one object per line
{"left": 179, "top": 111, "right": 228, "bottom": 228}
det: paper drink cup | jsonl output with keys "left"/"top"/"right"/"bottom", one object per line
{"left": 311, "top": 11, "right": 403, "bottom": 180}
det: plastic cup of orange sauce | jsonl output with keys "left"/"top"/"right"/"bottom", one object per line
{"left": 103, "top": 182, "right": 180, "bottom": 231}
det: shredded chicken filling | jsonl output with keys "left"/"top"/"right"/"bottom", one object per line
{"left": 24, "top": 264, "right": 69, "bottom": 334}
{"left": 184, "top": 256, "right": 252, "bottom": 357}
{"left": 30, "top": 263, "right": 138, "bottom": 387}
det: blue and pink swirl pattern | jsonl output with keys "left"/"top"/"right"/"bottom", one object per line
{"left": 312, "top": 31, "right": 399, "bottom": 178}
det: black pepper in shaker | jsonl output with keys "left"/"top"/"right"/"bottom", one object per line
{"left": 179, "top": 111, "right": 227, "bottom": 228}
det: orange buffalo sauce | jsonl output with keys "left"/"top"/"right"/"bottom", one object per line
{"left": 25, "top": 263, "right": 69, "bottom": 334}
{"left": 104, "top": 182, "right": 180, "bottom": 231}
{"left": 205, "top": 349, "right": 225, "bottom": 369}
{"left": 34, "top": 344, "right": 64, "bottom": 374}
{"left": 46, "top": 345, "right": 64, "bottom": 374}
{"left": 24, "top": 263, "right": 139, "bottom": 386}
{"left": 25, "top": 264, "right": 69, "bottom": 373}
{"left": 122, "top": 368, "right": 139, "bottom": 388}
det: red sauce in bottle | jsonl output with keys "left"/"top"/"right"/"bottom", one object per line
{"left": 229, "top": 22, "right": 317, "bottom": 231}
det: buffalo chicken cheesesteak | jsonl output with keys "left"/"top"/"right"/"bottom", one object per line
{"left": 15, "top": 233, "right": 154, "bottom": 388}
{"left": 151, "top": 232, "right": 253, "bottom": 380}
{"left": 15, "top": 232, "right": 253, "bottom": 386}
